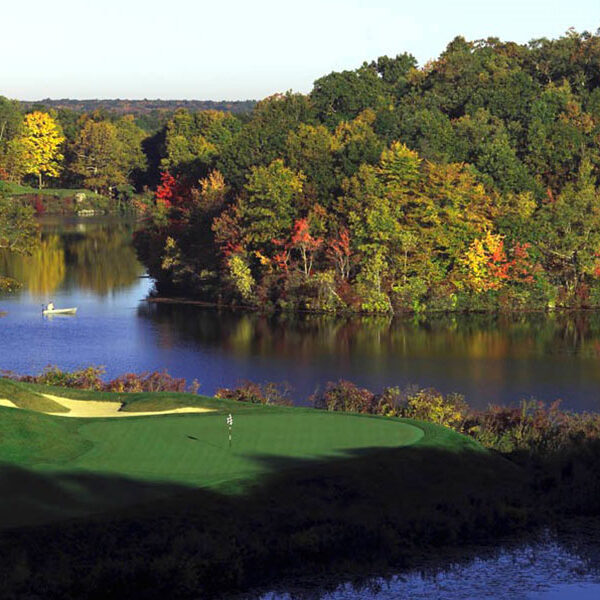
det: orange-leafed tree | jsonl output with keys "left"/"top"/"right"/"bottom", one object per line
{"left": 461, "top": 232, "right": 537, "bottom": 293}
{"left": 289, "top": 217, "right": 323, "bottom": 276}
{"left": 326, "top": 228, "right": 352, "bottom": 280}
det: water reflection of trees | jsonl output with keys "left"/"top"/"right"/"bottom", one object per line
{"left": 137, "top": 305, "right": 600, "bottom": 361}
{"left": 63, "top": 228, "right": 143, "bottom": 294}
{"left": 0, "top": 220, "right": 143, "bottom": 296}
{"left": 0, "top": 235, "right": 65, "bottom": 295}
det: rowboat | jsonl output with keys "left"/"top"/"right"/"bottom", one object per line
{"left": 42, "top": 308, "right": 77, "bottom": 315}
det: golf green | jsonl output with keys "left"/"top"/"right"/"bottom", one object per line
{"left": 66, "top": 411, "right": 424, "bottom": 486}
{"left": 1, "top": 406, "right": 424, "bottom": 487}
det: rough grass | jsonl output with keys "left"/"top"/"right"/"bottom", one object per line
{"left": 0, "top": 408, "right": 89, "bottom": 466}
{"left": 0, "top": 379, "right": 68, "bottom": 412}
{"left": 0, "top": 181, "right": 104, "bottom": 200}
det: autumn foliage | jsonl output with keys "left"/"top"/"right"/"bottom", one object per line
{"left": 123, "top": 30, "right": 600, "bottom": 313}
{"left": 461, "top": 233, "right": 537, "bottom": 293}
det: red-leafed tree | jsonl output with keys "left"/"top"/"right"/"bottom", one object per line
{"left": 271, "top": 235, "right": 292, "bottom": 272}
{"left": 510, "top": 242, "right": 536, "bottom": 284}
{"left": 290, "top": 217, "right": 323, "bottom": 276}
{"left": 272, "top": 247, "right": 291, "bottom": 272}
{"left": 156, "top": 171, "right": 178, "bottom": 207}
{"left": 326, "top": 228, "right": 352, "bottom": 280}
{"left": 156, "top": 171, "right": 191, "bottom": 211}
{"left": 212, "top": 203, "right": 243, "bottom": 258}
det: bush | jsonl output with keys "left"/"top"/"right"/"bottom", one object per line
{"left": 402, "top": 389, "right": 468, "bottom": 428}
{"left": 460, "top": 399, "right": 597, "bottom": 453}
{"left": 311, "top": 381, "right": 468, "bottom": 427}
{"left": 20, "top": 365, "right": 105, "bottom": 390}
{"left": 215, "top": 381, "right": 293, "bottom": 405}
{"left": 105, "top": 371, "right": 188, "bottom": 393}
{"left": 17, "top": 366, "right": 195, "bottom": 394}
{"left": 310, "top": 380, "right": 375, "bottom": 413}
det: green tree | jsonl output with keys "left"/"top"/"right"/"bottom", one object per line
{"left": 160, "top": 109, "right": 240, "bottom": 178}
{"left": 218, "top": 93, "right": 315, "bottom": 190}
{"left": 537, "top": 159, "right": 600, "bottom": 294}
{"left": 70, "top": 116, "right": 146, "bottom": 193}
{"left": 525, "top": 81, "right": 593, "bottom": 191}
{"left": 239, "top": 159, "right": 305, "bottom": 248}
{"left": 115, "top": 115, "right": 148, "bottom": 180}
{"left": 311, "top": 62, "right": 393, "bottom": 127}
{"left": 333, "top": 109, "right": 384, "bottom": 179}
{"left": 0, "top": 97, "right": 23, "bottom": 154}
{"left": 285, "top": 123, "right": 338, "bottom": 205}
{"left": 0, "top": 196, "right": 38, "bottom": 291}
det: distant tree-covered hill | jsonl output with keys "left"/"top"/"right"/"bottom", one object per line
{"left": 19, "top": 98, "right": 256, "bottom": 115}
{"left": 16, "top": 99, "right": 256, "bottom": 133}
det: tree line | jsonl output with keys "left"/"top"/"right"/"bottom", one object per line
{"left": 3, "top": 29, "right": 600, "bottom": 312}
{"left": 0, "top": 103, "right": 149, "bottom": 194}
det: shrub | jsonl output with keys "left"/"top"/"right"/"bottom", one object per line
{"left": 17, "top": 366, "right": 194, "bottom": 394}
{"left": 21, "top": 365, "right": 105, "bottom": 390}
{"left": 105, "top": 371, "right": 188, "bottom": 393}
{"left": 402, "top": 389, "right": 468, "bottom": 428}
{"left": 310, "top": 380, "right": 375, "bottom": 413}
{"left": 215, "top": 381, "right": 293, "bottom": 406}
{"left": 461, "top": 399, "right": 587, "bottom": 453}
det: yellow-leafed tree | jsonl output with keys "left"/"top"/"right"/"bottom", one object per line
{"left": 19, "top": 111, "right": 64, "bottom": 188}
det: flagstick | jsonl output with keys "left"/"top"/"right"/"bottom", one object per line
{"left": 226, "top": 413, "right": 233, "bottom": 449}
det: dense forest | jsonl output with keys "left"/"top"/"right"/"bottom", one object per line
{"left": 3, "top": 29, "right": 600, "bottom": 313}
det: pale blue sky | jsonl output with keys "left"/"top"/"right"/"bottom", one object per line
{"left": 1, "top": 0, "right": 598, "bottom": 100}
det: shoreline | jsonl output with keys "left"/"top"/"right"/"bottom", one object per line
{"left": 145, "top": 295, "right": 600, "bottom": 316}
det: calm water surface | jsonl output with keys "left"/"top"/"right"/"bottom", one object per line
{"left": 256, "top": 546, "right": 600, "bottom": 599}
{"left": 1, "top": 216, "right": 600, "bottom": 410}
{"left": 248, "top": 526, "right": 600, "bottom": 600}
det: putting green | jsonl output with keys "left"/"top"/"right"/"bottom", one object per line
{"left": 0, "top": 406, "right": 423, "bottom": 486}
{"left": 66, "top": 411, "right": 423, "bottom": 486}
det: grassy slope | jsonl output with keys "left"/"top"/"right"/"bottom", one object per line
{"left": 0, "top": 378, "right": 69, "bottom": 412}
{"left": 0, "top": 181, "right": 103, "bottom": 200}
{"left": 22, "top": 383, "right": 227, "bottom": 412}
{"left": 0, "top": 381, "right": 504, "bottom": 530}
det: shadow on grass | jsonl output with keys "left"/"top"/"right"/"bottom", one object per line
{"left": 0, "top": 442, "right": 537, "bottom": 599}
{"left": 0, "top": 463, "right": 191, "bottom": 530}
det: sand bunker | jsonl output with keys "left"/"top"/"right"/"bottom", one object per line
{"left": 40, "top": 394, "right": 215, "bottom": 418}
{"left": 0, "top": 399, "right": 17, "bottom": 409}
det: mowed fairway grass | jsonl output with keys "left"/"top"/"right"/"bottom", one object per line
{"left": 0, "top": 378, "right": 489, "bottom": 529}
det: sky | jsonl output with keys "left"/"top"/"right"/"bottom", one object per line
{"left": 1, "top": 0, "right": 599, "bottom": 101}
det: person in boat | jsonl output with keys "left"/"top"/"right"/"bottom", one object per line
{"left": 47, "top": 301, "right": 55, "bottom": 311}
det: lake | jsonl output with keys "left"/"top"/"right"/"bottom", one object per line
{"left": 1, "top": 216, "right": 600, "bottom": 411}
